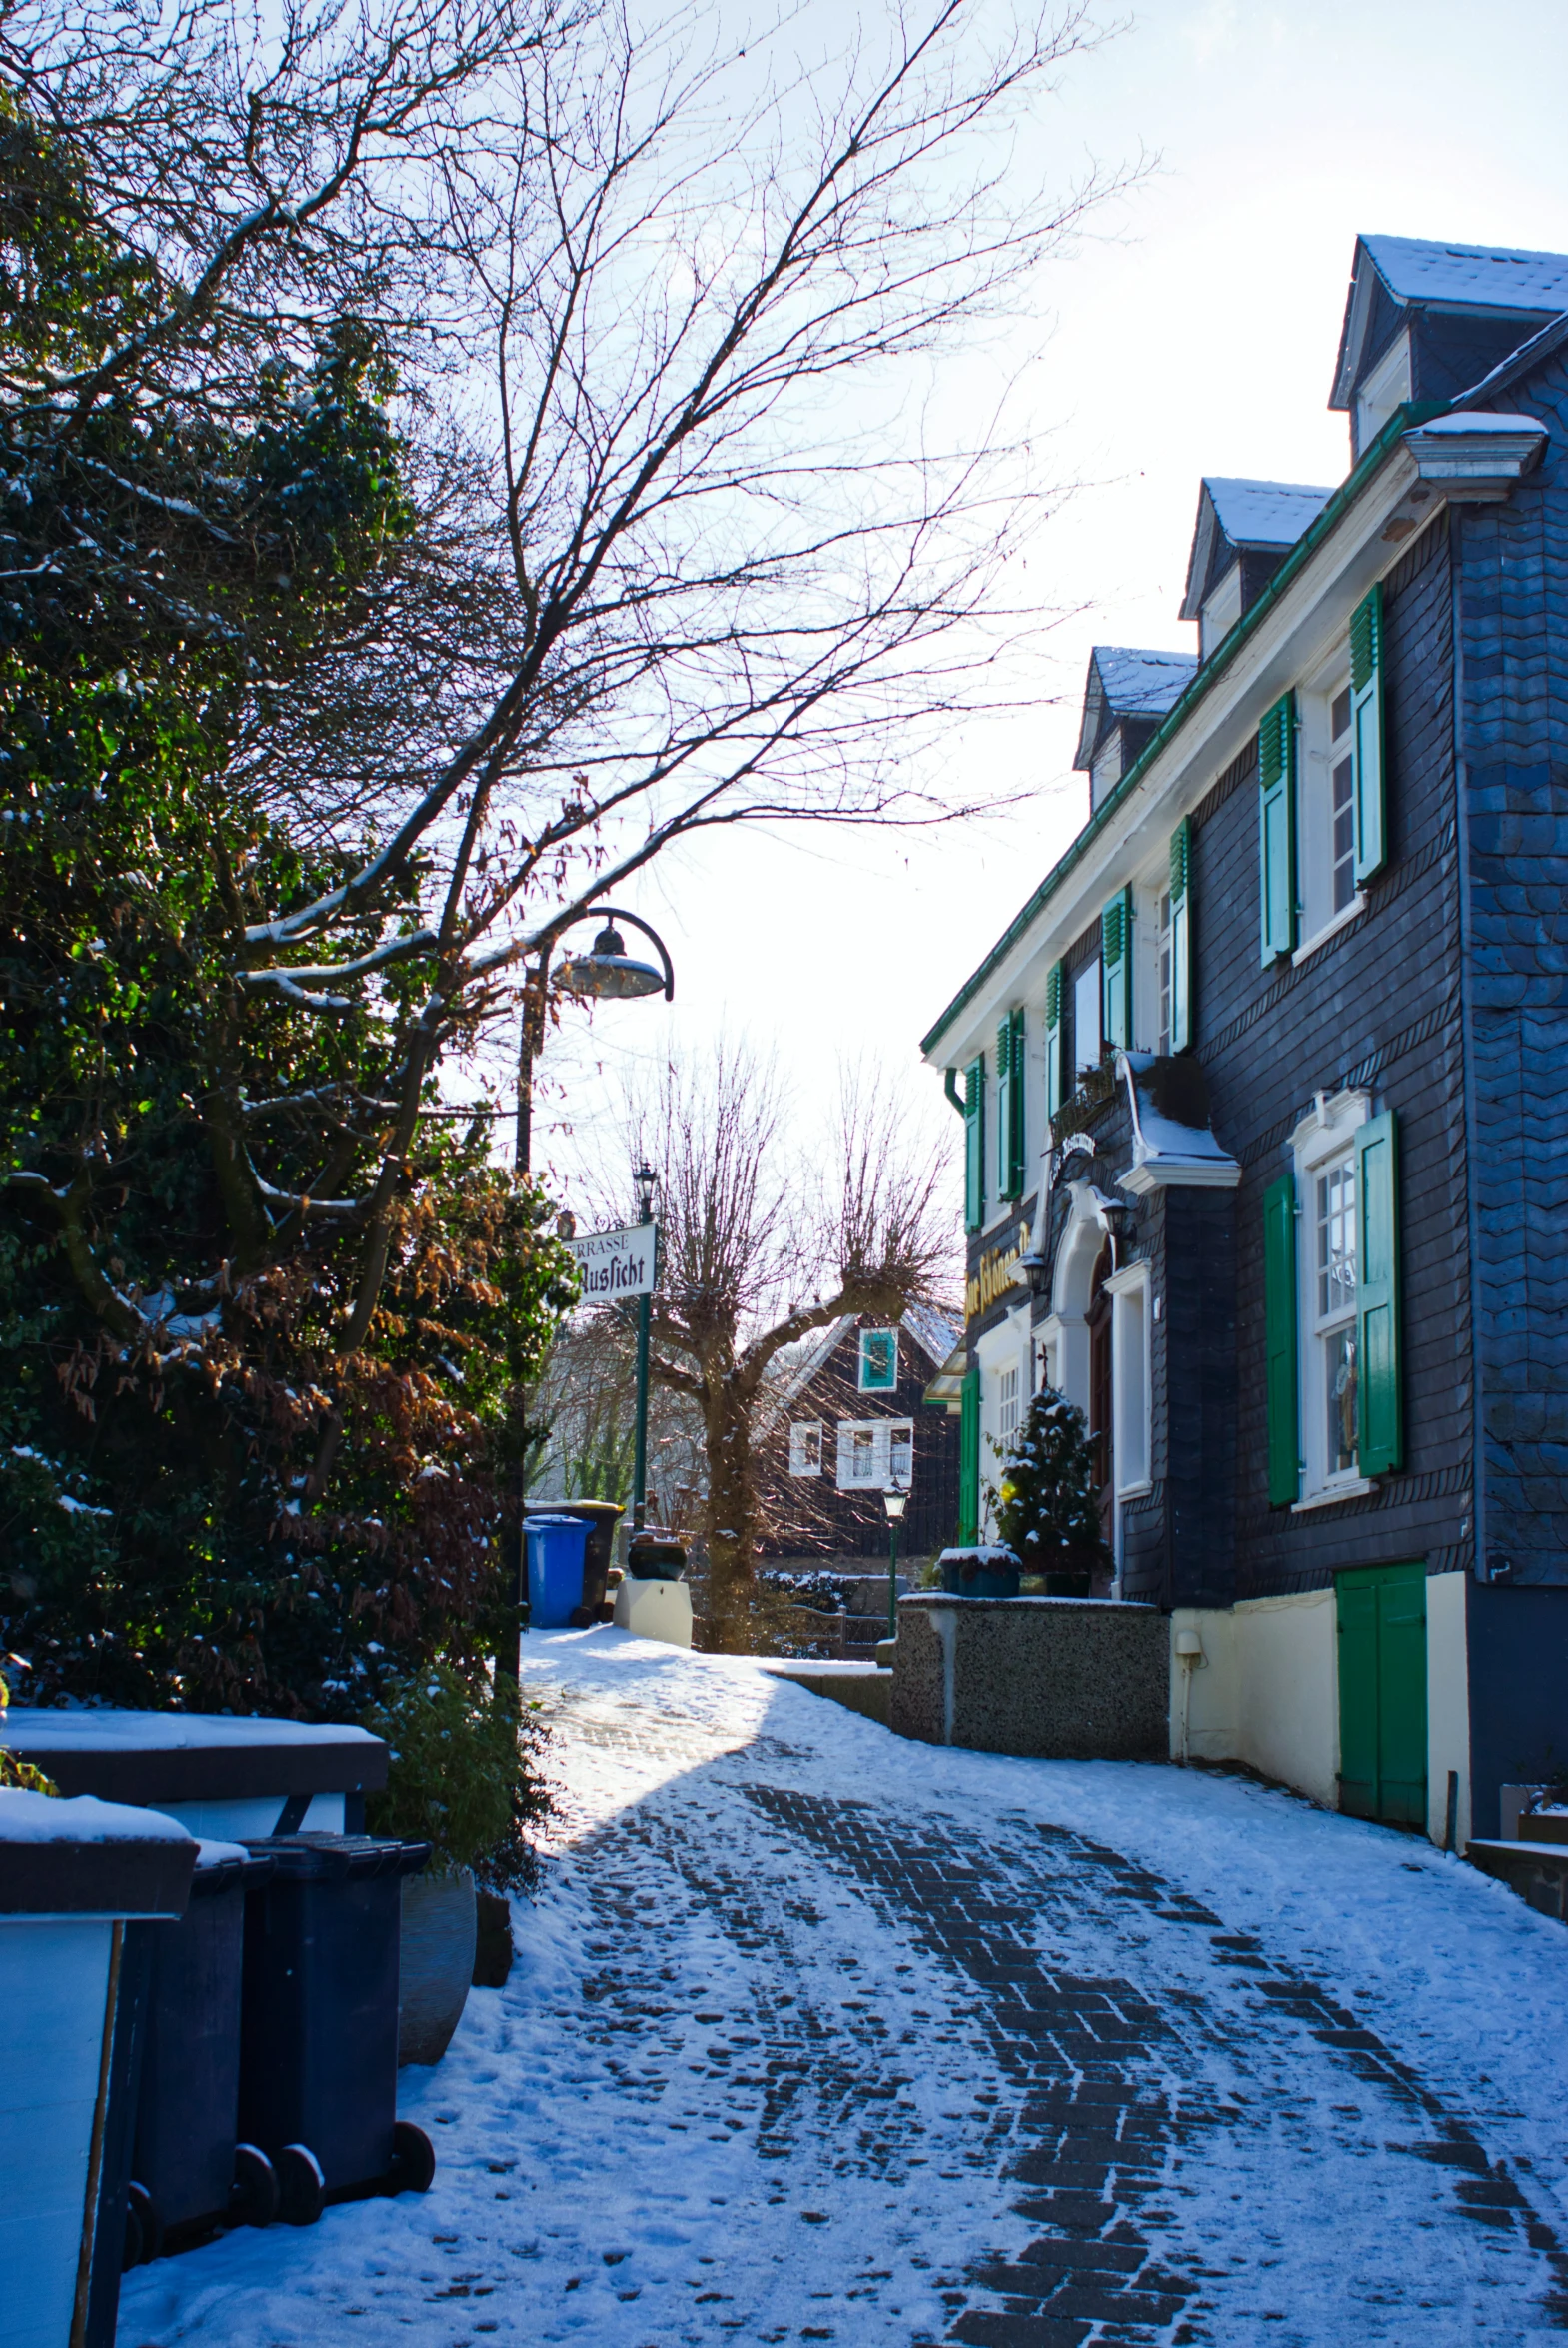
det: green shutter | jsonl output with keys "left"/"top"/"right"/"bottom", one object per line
{"left": 1264, "top": 1174, "right": 1300, "bottom": 1507}
{"left": 963, "top": 1055, "right": 985, "bottom": 1232}
{"left": 958, "top": 1366, "right": 980, "bottom": 1545}
{"left": 1350, "top": 584, "right": 1386, "bottom": 884}
{"left": 996, "top": 1007, "right": 1025, "bottom": 1198}
{"left": 1168, "top": 818, "right": 1194, "bottom": 1052}
{"left": 1258, "top": 692, "right": 1297, "bottom": 964}
{"left": 1355, "top": 1109, "right": 1402, "bottom": 1474}
{"left": 1044, "top": 961, "right": 1064, "bottom": 1122}
{"left": 1101, "top": 884, "right": 1133, "bottom": 1052}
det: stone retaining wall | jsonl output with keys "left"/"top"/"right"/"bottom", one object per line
{"left": 890, "top": 1594, "right": 1168, "bottom": 1760}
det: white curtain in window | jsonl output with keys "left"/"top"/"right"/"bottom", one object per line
{"left": 835, "top": 1419, "right": 915, "bottom": 1491}
{"left": 788, "top": 1421, "right": 822, "bottom": 1477}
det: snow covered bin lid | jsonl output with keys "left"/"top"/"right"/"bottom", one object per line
{"left": 0, "top": 1709, "right": 389, "bottom": 1806}
{"left": 241, "top": 1832, "right": 431, "bottom": 1882}
{"left": 0, "top": 1788, "right": 197, "bottom": 1918}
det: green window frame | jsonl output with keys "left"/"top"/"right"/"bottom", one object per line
{"left": 1044, "top": 962, "right": 1064, "bottom": 1121}
{"left": 1168, "top": 817, "right": 1194, "bottom": 1052}
{"left": 1350, "top": 584, "right": 1387, "bottom": 885}
{"left": 1101, "top": 884, "right": 1134, "bottom": 1052}
{"left": 997, "top": 1007, "right": 1026, "bottom": 1200}
{"left": 958, "top": 1366, "right": 980, "bottom": 1545}
{"left": 1259, "top": 691, "right": 1297, "bottom": 964}
{"left": 963, "top": 1055, "right": 985, "bottom": 1232}
{"left": 1263, "top": 1174, "right": 1300, "bottom": 1506}
{"left": 1355, "top": 1109, "right": 1402, "bottom": 1474}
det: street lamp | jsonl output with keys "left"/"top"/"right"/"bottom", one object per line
{"left": 882, "top": 1478, "right": 908, "bottom": 1644}
{"left": 632, "top": 1164, "right": 659, "bottom": 1533}
{"left": 514, "top": 905, "right": 675, "bottom": 1174}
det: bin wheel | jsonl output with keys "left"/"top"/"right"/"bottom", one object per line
{"left": 124, "top": 2180, "right": 162, "bottom": 2268}
{"left": 276, "top": 2143, "right": 326, "bottom": 2227}
{"left": 231, "top": 2143, "right": 280, "bottom": 2229}
{"left": 388, "top": 2120, "right": 437, "bottom": 2195}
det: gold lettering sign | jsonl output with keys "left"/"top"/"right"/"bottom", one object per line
{"left": 965, "top": 1237, "right": 1021, "bottom": 1323}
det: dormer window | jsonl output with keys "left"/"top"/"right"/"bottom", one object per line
{"left": 1199, "top": 562, "right": 1242, "bottom": 661}
{"left": 1074, "top": 647, "right": 1198, "bottom": 816}
{"left": 1090, "top": 731, "right": 1123, "bottom": 809}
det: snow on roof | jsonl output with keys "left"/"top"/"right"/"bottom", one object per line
{"left": 1363, "top": 234, "right": 1568, "bottom": 316}
{"left": 1203, "top": 479, "right": 1335, "bottom": 551}
{"left": 900, "top": 1302, "right": 961, "bottom": 1371}
{"left": 0, "top": 1788, "right": 196, "bottom": 1844}
{"left": 1074, "top": 648, "right": 1199, "bottom": 771}
{"left": 765, "top": 1303, "right": 960, "bottom": 1430}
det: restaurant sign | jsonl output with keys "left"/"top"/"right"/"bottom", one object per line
{"left": 566, "top": 1220, "right": 659, "bottom": 1299}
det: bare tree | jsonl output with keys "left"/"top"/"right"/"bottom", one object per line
{"left": 624, "top": 1047, "right": 955, "bottom": 1648}
{"left": 2, "top": 0, "right": 1126, "bottom": 1511}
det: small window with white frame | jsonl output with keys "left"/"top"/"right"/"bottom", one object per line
{"left": 835, "top": 1418, "right": 914, "bottom": 1491}
{"left": 1107, "top": 1260, "right": 1152, "bottom": 1497}
{"left": 857, "top": 1326, "right": 898, "bottom": 1392}
{"left": 1291, "top": 1089, "right": 1372, "bottom": 1500}
{"left": 1157, "top": 888, "right": 1173, "bottom": 1054}
{"left": 1072, "top": 957, "right": 1102, "bottom": 1080}
{"left": 1298, "top": 650, "right": 1360, "bottom": 947}
{"left": 788, "top": 1420, "right": 823, "bottom": 1478}
{"left": 998, "top": 1364, "right": 1020, "bottom": 1443}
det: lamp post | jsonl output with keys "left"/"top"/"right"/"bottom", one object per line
{"left": 502, "top": 906, "right": 674, "bottom": 1685}
{"left": 882, "top": 1479, "right": 908, "bottom": 1644}
{"left": 632, "top": 1163, "right": 658, "bottom": 1533}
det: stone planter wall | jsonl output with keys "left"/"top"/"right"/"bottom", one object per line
{"left": 890, "top": 1594, "right": 1168, "bottom": 1761}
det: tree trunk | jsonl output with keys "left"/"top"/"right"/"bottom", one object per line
{"left": 703, "top": 1385, "right": 757, "bottom": 1653}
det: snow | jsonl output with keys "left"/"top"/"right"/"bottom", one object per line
{"left": 1, "top": 1708, "right": 381, "bottom": 1754}
{"left": 1203, "top": 477, "right": 1335, "bottom": 551}
{"left": 120, "top": 1630, "right": 1568, "bottom": 2345}
{"left": 1365, "top": 233, "right": 1568, "bottom": 316}
{"left": 1411, "top": 410, "right": 1548, "bottom": 435}
{"left": 1089, "top": 645, "right": 1198, "bottom": 718}
{"left": 0, "top": 1788, "right": 195, "bottom": 1844}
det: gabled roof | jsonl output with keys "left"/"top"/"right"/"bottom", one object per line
{"left": 1331, "top": 233, "right": 1568, "bottom": 409}
{"left": 1179, "top": 478, "right": 1335, "bottom": 621}
{"left": 766, "top": 1304, "right": 960, "bottom": 1425}
{"left": 1073, "top": 647, "right": 1199, "bottom": 770}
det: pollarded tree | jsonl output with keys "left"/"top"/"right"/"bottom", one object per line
{"left": 628, "top": 1051, "right": 955, "bottom": 1650}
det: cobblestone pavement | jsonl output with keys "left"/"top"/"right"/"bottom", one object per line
{"left": 122, "top": 1637, "right": 1568, "bottom": 2348}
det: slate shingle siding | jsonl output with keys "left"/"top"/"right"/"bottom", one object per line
{"left": 1459, "top": 346, "right": 1568, "bottom": 1585}
{"left": 1189, "top": 512, "right": 1473, "bottom": 1600}
{"left": 755, "top": 1320, "right": 959, "bottom": 1563}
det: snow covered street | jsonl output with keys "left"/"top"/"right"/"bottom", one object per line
{"left": 120, "top": 1629, "right": 1568, "bottom": 2347}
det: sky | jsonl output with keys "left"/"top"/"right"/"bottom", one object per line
{"left": 525, "top": 0, "right": 1568, "bottom": 1231}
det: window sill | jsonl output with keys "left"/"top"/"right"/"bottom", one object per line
{"left": 1292, "top": 894, "right": 1367, "bottom": 967}
{"left": 1291, "top": 1475, "right": 1377, "bottom": 1514}
{"left": 1115, "top": 1479, "right": 1154, "bottom": 1502}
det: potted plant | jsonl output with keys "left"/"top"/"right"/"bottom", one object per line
{"left": 987, "top": 1385, "right": 1113, "bottom": 1597}
{"left": 361, "top": 1664, "right": 552, "bottom": 2065}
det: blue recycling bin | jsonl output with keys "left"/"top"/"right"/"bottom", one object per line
{"left": 526, "top": 1514, "right": 591, "bottom": 1628}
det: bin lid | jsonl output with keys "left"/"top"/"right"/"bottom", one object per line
{"left": 0, "top": 1788, "right": 197, "bottom": 1918}
{"left": 190, "top": 1838, "right": 275, "bottom": 1898}
{"left": 0, "top": 1707, "right": 390, "bottom": 1805}
{"left": 526, "top": 1514, "right": 591, "bottom": 1532}
{"left": 242, "top": 1831, "right": 431, "bottom": 1882}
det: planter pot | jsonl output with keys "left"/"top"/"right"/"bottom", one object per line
{"left": 398, "top": 1869, "right": 477, "bottom": 2067}
{"left": 939, "top": 1549, "right": 1022, "bottom": 1600}
{"left": 472, "top": 1890, "right": 515, "bottom": 1989}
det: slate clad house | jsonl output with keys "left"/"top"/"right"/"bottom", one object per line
{"left": 921, "top": 232, "right": 1568, "bottom": 1847}
{"left": 756, "top": 1308, "right": 960, "bottom": 1567}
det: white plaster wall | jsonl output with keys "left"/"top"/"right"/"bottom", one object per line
{"left": 1425, "top": 1569, "right": 1472, "bottom": 1851}
{"left": 1167, "top": 1591, "right": 1338, "bottom": 1807}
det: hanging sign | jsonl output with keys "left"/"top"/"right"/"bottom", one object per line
{"left": 566, "top": 1220, "right": 659, "bottom": 1299}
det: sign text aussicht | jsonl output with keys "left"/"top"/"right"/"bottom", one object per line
{"left": 566, "top": 1221, "right": 658, "bottom": 1299}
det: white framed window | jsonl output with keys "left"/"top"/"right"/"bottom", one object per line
{"left": 1199, "top": 561, "right": 1242, "bottom": 662}
{"left": 1106, "top": 1260, "right": 1152, "bottom": 1497}
{"left": 1297, "top": 650, "right": 1363, "bottom": 951}
{"left": 835, "top": 1418, "right": 914, "bottom": 1492}
{"left": 1157, "top": 886, "right": 1173, "bottom": 1054}
{"left": 1354, "top": 328, "right": 1412, "bottom": 459}
{"left": 858, "top": 1326, "right": 898, "bottom": 1392}
{"left": 1072, "top": 957, "right": 1102, "bottom": 1080}
{"left": 788, "top": 1421, "right": 823, "bottom": 1478}
{"left": 998, "top": 1364, "right": 1020, "bottom": 1443}
{"left": 1291, "top": 1089, "right": 1374, "bottom": 1504}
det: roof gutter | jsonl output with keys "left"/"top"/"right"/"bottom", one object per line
{"left": 919, "top": 398, "right": 1448, "bottom": 1060}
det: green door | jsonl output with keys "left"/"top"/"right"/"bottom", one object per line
{"left": 1336, "top": 1562, "right": 1427, "bottom": 1827}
